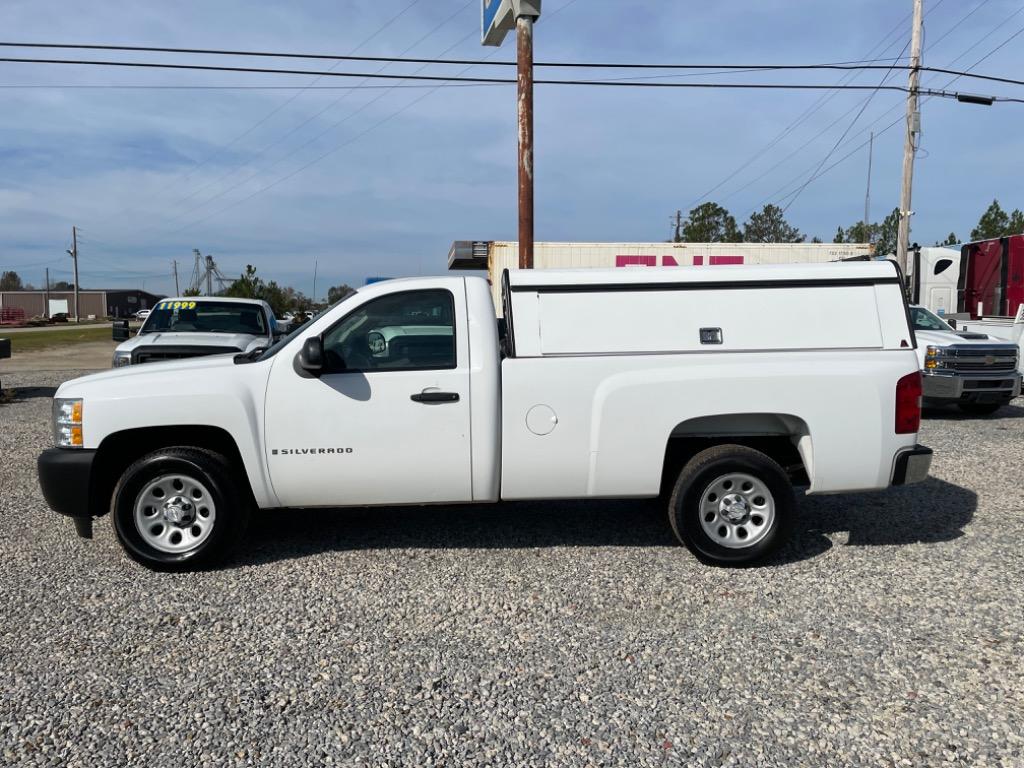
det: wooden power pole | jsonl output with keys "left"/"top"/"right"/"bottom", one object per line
{"left": 67, "top": 226, "right": 80, "bottom": 322}
{"left": 517, "top": 12, "right": 534, "bottom": 269}
{"left": 896, "top": 0, "right": 924, "bottom": 274}
{"left": 172, "top": 260, "right": 180, "bottom": 295}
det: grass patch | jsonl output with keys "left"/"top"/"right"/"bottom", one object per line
{"left": 3, "top": 326, "right": 116, "bottom": 353}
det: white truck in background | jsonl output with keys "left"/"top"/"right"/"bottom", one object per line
{"left": 39, "top": 262, "right": 930, "bottom": 570}
{"left": 111, "top": 296, "right": 279, "bottom": 367}
{"left": 910, "top": 305, "right": 1021, "bottom": 414}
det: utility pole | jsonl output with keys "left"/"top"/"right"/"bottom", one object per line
{"left": 671, "top": 209, "right": 684, "bottom": 242}
{"left": 482, "top": 1, "right": 542, "bottom": 268}
{"left": 312, "top": 260, "right": 318, "bottom": 305}
{"left": 44, "top": 267, "right": 50, "bottom": 318}
{"left": 172, "top": 259, "right": 179, "bottom": 295}
{"left": 896, "top": 0, "right": 924, "bottom": 273}
{"left": 864, "top": 132, "right": 874, "bottom": 236}
{"left": 517, "top": 12, "right": 534, "bottom": 269}
{"left": 67, "top": 225, "right": 80, "bottom": 323}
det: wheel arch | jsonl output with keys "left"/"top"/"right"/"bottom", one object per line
{"left": 660, "top": 413, "right": 812, "bottom": 495}
{"left": 89, "top": 425, "right": 256, "bottom": 519}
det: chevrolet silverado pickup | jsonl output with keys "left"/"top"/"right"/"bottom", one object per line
{"left": 111, "top": 296, "right": 277, "bottom": 367}
{"left": 910, "top": 305, "right": 1021, "bottom": 415}
{"left": 38, "top": 262, "right": 932, "bottom": 569}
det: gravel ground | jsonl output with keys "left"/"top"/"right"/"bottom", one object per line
{"left": 1, "top": 370, "right": 1022, "bottom": 767}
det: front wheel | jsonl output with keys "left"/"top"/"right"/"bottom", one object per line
{"left": 668, "top": 444, "right": 794, "bottom": 566}
{"left": 111, "top": 447, "right": 249, "bottom": 570}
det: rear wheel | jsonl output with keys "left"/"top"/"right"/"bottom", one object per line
{"left": 957, "top": 401, "right": 1004, "bottom": 416}
{"left": 668, "top": 444, "right": 794, "bottom": 566}
{"left": 111, "top": 447, "right": 248, "bottom": 570}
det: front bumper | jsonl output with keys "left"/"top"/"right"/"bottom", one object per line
{"left": 38, "top": 447, "right": 96, "bottom": 520}
{"left": 891, "top": 444, "right": 933, "bottom": 486}
{"left": 922, "top": 370, "right": 1021, "bottom": 402}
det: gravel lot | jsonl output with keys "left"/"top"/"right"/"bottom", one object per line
{"left": 2, "top": 370, "right": 1022, "bottom": 767}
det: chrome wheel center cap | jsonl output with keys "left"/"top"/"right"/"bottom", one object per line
{"left": 720, "top": 495, "right": 750, "bottom": 523}
{"left": 163, "top": 496, "right": 195, "bottom": 526}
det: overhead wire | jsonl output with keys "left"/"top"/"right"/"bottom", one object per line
{"left": 779, "top": 39, "right": 912, "bottom": 214}
{"left": 157, "top": 0, "right": 585, "bottom": 238}
{"left": 765, "top": 19, "right": 1024, "bottom": 212}
{"left": 741, "top": 0, "right": 1014, "bottom": 215}
{"left": 161, "top": 0, "right": 476, "bottom": 222}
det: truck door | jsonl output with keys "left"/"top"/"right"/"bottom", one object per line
{"left": 264, "top": 283, "right": 473, "bottom": 508}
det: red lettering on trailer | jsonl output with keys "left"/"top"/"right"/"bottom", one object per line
{"left": 615, "top": 255, "right": 657, "bottom": 267}
{"left": 614, "top": 255, "right": 746, "bottom": 268}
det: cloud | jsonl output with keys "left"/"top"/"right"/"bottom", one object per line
{"left": 1, "top": 0, "right": 1021, "bottom": 294}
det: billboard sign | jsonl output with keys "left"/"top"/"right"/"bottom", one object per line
{"left": 482, "top": 0, "right": 514, "bottom": 46}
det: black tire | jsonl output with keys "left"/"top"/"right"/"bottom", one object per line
{"left": 668, "top": 444, "right": 794, "bottom": 566}
{"left": 111, "top": 447, "right": 249, "bottom": 571}
{"left": 957, "top": 401, "right": 1004, "bottom": 416}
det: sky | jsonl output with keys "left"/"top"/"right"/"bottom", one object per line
{"left": 1, "top": 0, "right": 1022, "bottom": 298}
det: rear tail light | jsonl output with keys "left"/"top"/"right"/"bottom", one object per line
{"left": 895, "top": 371, "right": 922, "bottom": 434}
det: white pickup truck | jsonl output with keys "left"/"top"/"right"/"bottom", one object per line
{"left": 38, "top": 263, "right": 932, "bottom": 570}
{"left": 910, "top": 305, "right": 1022, "bottom": 415}
{"left": 111, "top": 296, "right": 278, "bottom": 367}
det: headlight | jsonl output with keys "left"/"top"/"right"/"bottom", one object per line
{"left": 924, "top": 345, "right": 948, "bottom": 370}
{"left": 53, "top": 397, "right": 84, "bottom": 448}
{"left": 112, "top": 351, "right": 132, "bottom": 368}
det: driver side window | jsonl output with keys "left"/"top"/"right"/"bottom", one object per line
{"left": 321, "top": 289, "right": 456, "bottom": 373}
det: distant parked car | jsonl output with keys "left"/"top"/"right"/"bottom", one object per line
{"left": 134, "top": 309, "right": 151, "bottom": 320}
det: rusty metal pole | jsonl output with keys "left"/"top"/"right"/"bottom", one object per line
{"left": 516, "top": 14, "right": 534, "bottom": 269}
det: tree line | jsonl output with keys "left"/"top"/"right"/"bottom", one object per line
{"left": 0, "top": 264, "right": 354, "bottom": 319}
{"left": 673, "top": 199, "right": 1024, "bottom": 252}
{"left": 219, "top": 264, "right": 354, "bottom": 317}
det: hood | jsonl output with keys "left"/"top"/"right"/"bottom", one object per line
{"left": 915, "top": 329, "right": 1016, "bottom": 348}
{"left": 116, "top": 331, "right": 265, "bottom": 353}
{"left": 57, "top": 352, "right": 247, "bottom": 396}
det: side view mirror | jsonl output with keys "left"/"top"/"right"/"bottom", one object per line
{"left": 946, "top": 318, "right": 957, "bottom": 329}
{"left": 298, "top": 336, "right": 324, "bottom": 375}
{"left": 112, "top": 320, "right": 133, "bottom": 341}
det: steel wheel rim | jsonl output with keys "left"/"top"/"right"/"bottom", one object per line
{"left": 698, "top": 472, "right": 775, "bottom": 549}
{"left": 133, "top": 474, "right": 216, "bottom": 554}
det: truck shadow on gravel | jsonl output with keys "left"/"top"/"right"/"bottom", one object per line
{"left": 239, "top": 478, "right": 974, "bottom": 568}
{"left": 923, "top": 403, "right": 1024, "bottom": 421}
{"left": 0, "top": 385, "right": 58, "bottom": 402}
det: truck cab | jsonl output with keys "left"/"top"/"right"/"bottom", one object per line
{"left": 910, "top": 305, "right": 1021, "bottom": 414}
{"left": 112, "top": 296, "right": 277, "bottom": 367}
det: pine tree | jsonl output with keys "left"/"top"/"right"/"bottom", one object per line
{"left": 679, "top": 202, "right": 743, "bottom": 243}
{"left": 971, "top": 200, "right": 1010, "bottom": 240}
{"left": 743, "top": 204, "right": 804, "bottom": 243}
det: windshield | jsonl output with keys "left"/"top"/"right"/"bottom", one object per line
{"left": 140, "top": 300, "right": 268, "bottom": 335}
{"left": 910, "top": 306, "right": 954, "bottom": 332}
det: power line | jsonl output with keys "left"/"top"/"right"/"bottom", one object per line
{"left": 5, "top": 56, "right": 1024, "bottom": 95}
{"left": 781, "top": 39, "right": 912, "bottom": 213}
{"left": 160, "top": 0, "right": 475, "bottom": 223}
{"left": 171, "top": 0, "right": 424, "bottom": 182}
{"left": 685, "top": 0, "right": 955, "bottom": 211}
{"left": 3, "top": 55, "right": 1024, "bottom": 88}
{"left": 763, "top": 17, "right": 1024, "bottom": 210}
{"left": 0, "top": 41, "right": 933, "bottom": 70}
{"left": 732, "top": 2, "right": 1017, "bottom": 216}
{"left": 157, "top": 0, "right": 590, "bottom": 238}
{"left": 88, "top": 0, "right": 586, "bottom": 249}
{"left": 0, "top": 82, "right": 502, "bottom": 90}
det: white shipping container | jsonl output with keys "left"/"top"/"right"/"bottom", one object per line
{"left": 448, "top": 241, "right": 875, "bottom": 314}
